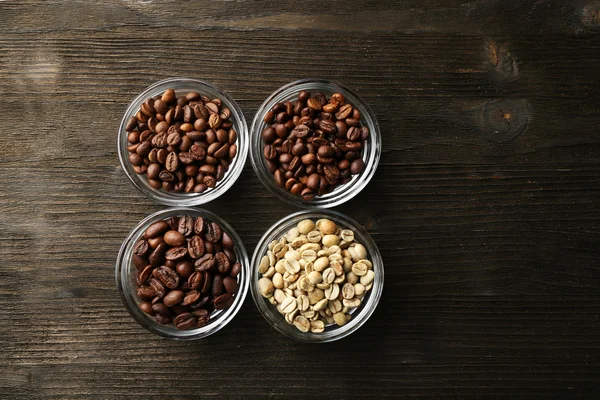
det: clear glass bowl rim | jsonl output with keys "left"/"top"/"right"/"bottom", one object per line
{"left": 117, "top": 77, "right": 249, "bottom": 206}
{"left": 115, "top": 207, "right": 250, "bottom": 340}
{"left": 249, "top": 78, "right": 382, "bottom": 209}
{"left": 250, "top": 209, "right": 384, "bottom": 343}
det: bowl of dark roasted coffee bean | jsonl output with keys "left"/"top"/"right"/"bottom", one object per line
{"left": 250, "top": 79, "right": 381, "bottom": 208}
{"left": 116, "top": 208, "right": 249, "bottom": 339}
{"left": 250, "top": 210, "right": 384, "bottom": 342}
{"left": 119, "top": 78, "right": 248, "bottom": 206}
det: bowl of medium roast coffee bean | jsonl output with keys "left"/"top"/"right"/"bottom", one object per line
{"left": 250, "top": 209, "right": 384, "bottom": 342}
{"left": 250, "top": 79, "right": 381, "bottom": 208}
{"left": 118, "top": 78, "right": 248, "bottom": 206}
{"left": 116, "top": 208, "right": 249, "bottom": 339}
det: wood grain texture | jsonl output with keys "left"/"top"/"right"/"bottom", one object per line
{"left": 1, "top": 0, "right": 599, "bottom": 398}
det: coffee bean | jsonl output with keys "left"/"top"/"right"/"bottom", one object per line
{"left": 195, "top": 253, "right": 215, "bottom": 272}
{"left": 188, "top": 235, "right": 205, "bottom": 259}
{"left": 230, "top": 262, "right": 242, "bottom": 278}
{"left": 134, "top": 239, "right": 149, "bottom": 256}
{"left": 350, "top": 158, "right": 366, "bottom": 174}
{"left": 153, "top": 266, "right": 180, "bottom": 289}
{"left": 194, "top": 309, "right": 210, "bottom": 327}
{"left": 145, "top": 221, "right": 168, "bottom": 238}
{"left": 175, "top": 260, "right": 194, "bottom": 278}
{"left": 163, "top": 290, "right": 184, "bottom": 307}
{"left": 133, "top": 254, "right": 149, "bottom": 271}
{"left": 205, "top": 222, "right": 222, "bottom": 243}
{"left": 174, "top": 313, "right": 197, "bottom": 330}
{"left": 223, "top": 276, "right": 238, "bottom": 294}
{"left": 137, "top": 285, "right": 155, "bottom": 300}
{"left": 165, "top": 246, "right": 188, "bottom": 261}
{"left": 163, "top": 230, "right": 185, "bottom": 247}
{"left": 211, "top": 275, "right": 224, "bottom": 297}
{"left": 214, "top": 293, "right": 234, "bottom": 310}
{"left": 215, "top": 252, "right": 231, "bottom": 274}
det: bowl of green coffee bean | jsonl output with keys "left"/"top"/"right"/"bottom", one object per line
{"left": 250, "top": 209, "right": 383, "bottom": 342}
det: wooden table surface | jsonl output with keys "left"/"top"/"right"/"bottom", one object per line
{"left": 1, "top": 1, "right": 599, "bottom": 398}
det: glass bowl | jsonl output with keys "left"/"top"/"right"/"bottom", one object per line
{"left": 250, "top": 209, "right": 384, "bottom": 342}
{"left": 250, "top": 79, "right": 381, "bottom": 208}
{"left": 118, "top": 77, "right": 248, "bottom": 206}
{"left": 115, "top": 207, "right": 250, "bottom": 340}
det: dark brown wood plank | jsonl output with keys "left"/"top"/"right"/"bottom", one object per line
{"left": 1, "top": 0, "right": 600, "bottom": 398}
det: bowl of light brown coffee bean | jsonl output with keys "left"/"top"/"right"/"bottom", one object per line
{"left": 116, "top": 208, "right": 249, "bottom": 339}
{"left": 251, "top": 210, "right": 383, "bottom": 342}
{"left": 118, "top": 77, "right": 248, "bottom": 206}
{"left": 250, "top": 79, "right": 381, "bottom": 208}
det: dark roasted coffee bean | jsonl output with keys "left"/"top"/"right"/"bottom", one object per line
{"left": 211, "top": 274, "right": 224, "bottom": 297}
{"left": 301, "top": 153, "right": 316, "bottom": 165}
{"left": 174, "top": 313, "right": 197, "bottom": 330}
{"left": 163, "top": 230, "right": 185, "bottom": 247}
{"left": 137, "top": 286, "right": 155, "bottom": 300}
{"left": 292, "top": 124, "right": 310, "bottom": 138}
{"left": 128, "top": 153, "right": 143, "bottom": 166}
{"left": 347, "top": 126, "right": 361, "bottom": 141}
{"left": 221, "top": 231, "right": 234, "bottom": 250}
{"left": 201, "top": 271, "right": 212, "bottom": 293}
{"left": 178, "top": 215, "right": 194, "bottom": 236}
{"left": 213, "top": 143, "right": 229, "bottom": 159}
{"left": 290, "top": 182, "right": 304, "bottom": 195}
{"left": 263, "top": 144, "right": 277, "bottom": 160}
{"left": 178, "top": 152, "right": 194, "bottom": 165}
{"left": 165, "top": 246, "right": 188, "bottom": 261}
{"left": 148, "top": 242, "right": 167, "bottom": 266}
{"left": 204, "top": 175, "right": 216, "bottom": 188}
{"left": 319, "top": 119, "right": 337, "bottom": 134}
{"left": 335, "top": 103, "right": 353, "bottom": 120}
{"left": 181, "top": 290, "right": 201, "bottom": 306}
{"left": 153, "top": 266, "right": 180, "bottom": 289}
{"left": 275, "top": 123, "right": 288, "bottom": 138}
{"left": 139, "top": 301, "right": 154, "bottom": 315}
{"left": 307, "top": 97, "right": 322, "bottom": 111}
{"left": 188, "top": 271, "right": 204, "bottom": 290}
{"left": 138, "top": 265, "right": 154, "bottom": 285}
{"left": 149, "top": 278, "right": 166, "bottom": 298}
{"left": 214, "top": 293, "right": 234, "bottom": 310}
{"left": 133, "top": 254, "right": 149, "bottom": 271}
{"left": 215, "top": 252, "right": 231, "bottom": 274}
{"left": 285, "top": 178, "right": 297, "bottom": 190}
{"left": 205, "top": 102, "right": 219, "bottom": 115}
{"left": 163, "top": 290, "right": 184, "bottom": 307}
{"left": 205, "top": 222, "right": 222, "bottom": 243}
{"left": 350, "top": 158, "right": 366, "bottom": 174}
{"left": 292, "top": 142, "right": 307, "bottom": 156}
{"left": 224, "top": 248, "right": 237, "bottom": 264}
{"left": 223, "top": 276, "right": 239, "bottom": 294}
{"left": 301, "top": 187, "right": 316, "bottom": 201}
{"left": 263, "top": 110, "right": 274, "bottom": 123}
{"left": 158, "top": 171, "right": 175, "bottom": 182}
{"left": 306, "top": 173, "right": 321, "bottom": 190}
{"left": 176, "top": 260, "right": 194, "bottom": 278}
{"left": 194, "top": 309, "right": 210, "bottom": 327}
{"left": 188, "top": 235, "right": 205, "bottom": 259}
{"left": 194, "top": 216, "right": 205, "bottom": 235}
{"left": 195, "top": 253, "right": 215, "bottom": 271}
{"left": 230, "top": 262, "right": 242, "bottom": 278}
{"left": 134, "top": 239, "right": 149, "bottom": 256}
